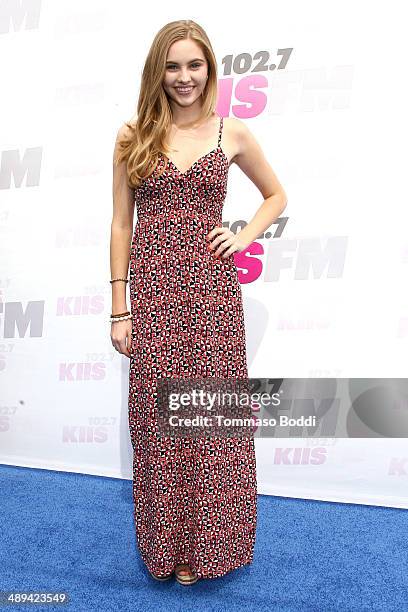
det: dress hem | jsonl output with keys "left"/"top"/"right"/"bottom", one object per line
{"left": 142, "top": 554, "right": 255, "bottom": 580}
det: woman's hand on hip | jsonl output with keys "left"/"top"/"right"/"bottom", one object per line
{"left": 207, "top": 226, "right": 247, "bottom": 259}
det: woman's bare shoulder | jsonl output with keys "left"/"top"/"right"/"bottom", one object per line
{"left": 224, "top": 116, "right": 248, "bottom": 138}
{"left": 116, "top": 117, "right": 137, "bottom": 142}
{"left": 223, "top": 117, "right": 247, "bottom": 163}
{"left": 113, "top": 120, "right": 137, "bottom": 163}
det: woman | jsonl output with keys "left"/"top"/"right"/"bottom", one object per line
{"left": 110, "top": 19, "right": 287, "bottom": 585}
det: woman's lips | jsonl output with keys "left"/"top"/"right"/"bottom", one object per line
{"left": 175, "top": 86, "right": 194, "bottom": 95}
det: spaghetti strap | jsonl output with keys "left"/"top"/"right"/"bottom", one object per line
{"left": 217, "top": 116, "right": 223, "bottom": 147}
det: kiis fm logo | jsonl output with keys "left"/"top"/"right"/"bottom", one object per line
{"left": 0, "top": 301, "right": 44, "bottom": 337}
{"left": 273, "top": 446, "right": 328, "bottom": 465}
{"left": 234, "top": 234, "right": 348, "bottom": 284}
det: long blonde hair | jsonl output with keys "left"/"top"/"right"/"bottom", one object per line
{"left": 114, "top": 19, "right": 219, "bottom": 189}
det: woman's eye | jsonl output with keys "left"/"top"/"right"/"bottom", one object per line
{"left": 167, "top": 63, "right": 201, "bottom": 70}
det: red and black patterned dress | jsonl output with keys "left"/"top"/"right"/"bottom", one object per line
{"left": 128, "top": 114, "right": 257, "bottom": 580}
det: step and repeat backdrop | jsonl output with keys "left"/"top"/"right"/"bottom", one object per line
{"left": 1, "top": 1, "right": 407, "bottom": 508}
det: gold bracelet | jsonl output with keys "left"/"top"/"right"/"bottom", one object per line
{"left": 110, "top": 278, "right": 128, "bottom": 284}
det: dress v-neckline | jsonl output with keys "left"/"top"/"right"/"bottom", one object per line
{"left": 163, "top": 146, "right": 226, "bottom": 176}
{"left": 162, "top": 115, "right": 225, "bottom": 176}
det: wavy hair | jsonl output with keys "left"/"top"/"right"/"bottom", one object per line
{"left": 114, "top": 19, "right": 219, "bottom": 189}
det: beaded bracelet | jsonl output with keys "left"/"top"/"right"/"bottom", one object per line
{"left": 111, "top": 311, "right": 130, "bottom": 318}
{"left": 110, "top": 313, "right": 133, "bottom": 323}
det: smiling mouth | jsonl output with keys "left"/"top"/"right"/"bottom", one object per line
{"left": 175, "top": 86, "right": 194, "bottom": 94}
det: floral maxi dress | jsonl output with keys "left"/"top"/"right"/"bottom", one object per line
{"left": 128, "top": 114, "right": 257, "bottom": 579}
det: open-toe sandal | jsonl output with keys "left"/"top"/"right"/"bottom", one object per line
{"left": 175, "top": 564, "right": 199, "bottom": 586}
{"left": 148, "top": 569, "right": 173, "bottom": 581}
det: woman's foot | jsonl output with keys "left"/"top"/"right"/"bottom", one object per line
{"left": 148, "top": 569, "right": 173, "bottom": 581}
{"left": 175, "top": 563, "right": 199, "bottom": 586}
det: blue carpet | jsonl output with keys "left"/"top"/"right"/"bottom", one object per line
{"left": 0, "top": 464, "right": 406, "bottom": 611}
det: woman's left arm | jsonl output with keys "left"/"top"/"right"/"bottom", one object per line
{"left": 208, "top": 118, "right": 288, "bottom": 258}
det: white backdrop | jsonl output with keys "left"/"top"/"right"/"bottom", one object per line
{"left": 1, "top": 1, "right": 407, "bottom": 509}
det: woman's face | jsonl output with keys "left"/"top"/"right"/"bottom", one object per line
{"left": 163, "top": 39, "right": 208, "bottom": 109}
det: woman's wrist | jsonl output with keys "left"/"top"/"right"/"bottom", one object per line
{"left": 111, "top": 304, "right": 129, "bottom": 315}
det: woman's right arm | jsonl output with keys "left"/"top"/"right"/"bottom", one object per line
{"left": 110, "top": 124, "right": 135, "bottom": 358}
